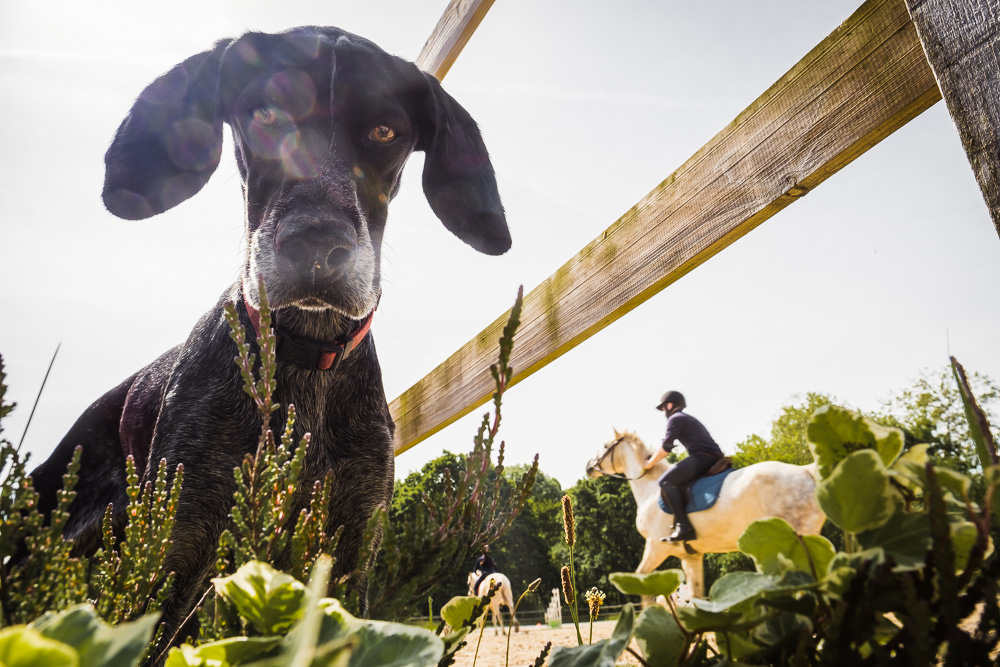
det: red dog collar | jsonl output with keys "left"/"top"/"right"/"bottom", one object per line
{"left": 243, "top": 292, "right": 376, "bottom": 373}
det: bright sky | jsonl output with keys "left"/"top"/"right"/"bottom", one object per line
{"left": 2, "top": 1, "right": 998, "bottom": 490}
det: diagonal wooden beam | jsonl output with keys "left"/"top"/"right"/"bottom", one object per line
{"left": 905, "top": 0, "right": 1000, "bottom": 237}
{"left": 391, "top": 0, "right": 942, "bottom": 455}
{"left": 416, "top": 0, "right": 497, "bottom": 79}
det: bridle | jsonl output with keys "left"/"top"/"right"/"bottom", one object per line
{"left": 590, "top": 435, "right": 649, "bottom": 481}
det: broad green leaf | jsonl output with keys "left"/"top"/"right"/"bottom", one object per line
{"left": 695, "top": 572, "right": 779, "bottom": 613}
{"left": 822, "top": 548, "right": 886, "bottom": 599}
{"left": 439, "top": 596, "right": 483, "bottom": 629}
{"left": 284, "top": 555, "right": 338, "bottom": 667}
{"left": 0, "top": 626, "right": 78, "bottom": 667}
{"left": 165, "top": 636, "right": 282, "bottom": 667}
{"left": 738, "top": 518, "right": 836, "bottom": 578}
{"left": 716, "top": 630, "right": 765, "bottom": 660}
{"left": 314, "top": 598, "right": 357, "bottom": 644}
{"left": 894, "top": 443, "right": 930, "bottom": 468}
{"left": 858, "top": 510, "right": 932, "bottom": 569}
{"left": 935, "top": 467, "right": 972, "bottom": 500}
{"left": 308, "top": 597, "right": 443, "bottom": 667}
{"left": 31, "top": 605, "right": 159, "bottom": 667}
{"left": 343, "top": 623, "right": 443, "bottom": 667}
{"left": 753, "top": 611, "right": 812, "bottom": 647}
{"left": 889, "top": 444, "right": 930, "bottom": 492}
{"left": 213, "top": 561, "right": 307, "bottom": 635}
{"left": 87, "top": 613, "right": 159, "bottom": 667}
{"left": 633, "top": 605, "right": 684, "bottom": 666}
{"left": 547, "top": 604, "right": 633, "bottom": 667}
{"left": 758, "top": 594, "right": 816, "bottom": 617}
{"left": 807, "top": 406, "right": 904, "bottom": 478}
{"left": 799, "top": 535, "right": 837, "bottom": 578}
{"left": 31, "top": 606, "right": 98, "bottom": 655}
{"left": 889, "top": 458, "right": 971, "bottom": 504}
{"left": 816, "top": 450, "right": 898, "bottom": 534}
{"left": 674, "top": 606, "right": 743, "bottom": 633}
{"left": 951, "top": 521, "right": 979, "bottom": 572}
{"left": 820, "top": 565, "right": 857, "bottom": 600}
{"left": 609, "top": 570, "right": 683, "bottom": 597}
{"left": 828, "top": 548, "right": 887, "bottom": 571}
{"left": 870, "top": 419, "right": 905, "bottom": 469}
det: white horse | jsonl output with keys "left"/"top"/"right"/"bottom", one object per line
{"left": 585, "top": 430, "right": 825, "bottom": 605}
{"left": 467, "top": 571, "right": 520, "bottom": 635}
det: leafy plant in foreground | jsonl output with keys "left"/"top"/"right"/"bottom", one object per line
{"left": 580, "top": 357, "right": 1000, "bottom": 666}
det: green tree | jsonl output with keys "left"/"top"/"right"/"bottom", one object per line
{"left": 490, "top": 465, "right": 564, "bottom": 611}
{"left": 371, "top": 451, "right": 478, "bottom": 617}
{"left": 874, "top": 366, "right": 1000, "bottom": 475}
{"left": 731, "top": 392, "right": 836, "bottom": 467}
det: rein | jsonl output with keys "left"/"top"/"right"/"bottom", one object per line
{"left": 592, "top": 436, "right": 650, "bottom": 481}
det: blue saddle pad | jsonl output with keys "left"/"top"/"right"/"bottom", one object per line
{"left": 658, "top": 468, "right": 737, "bottom": 515}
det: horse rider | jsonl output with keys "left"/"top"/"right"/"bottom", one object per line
{"left": 472, "top": 544, "right": 497, "bottom": 596}
{"left": 642, "top": 390, "right": 724, "bottom": 542}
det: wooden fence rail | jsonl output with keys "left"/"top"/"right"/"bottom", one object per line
{"left": 391, "top": 0, "right": 950, "bottom": 455}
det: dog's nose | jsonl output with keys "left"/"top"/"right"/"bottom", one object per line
{"left": 275, "top": 215, "right": 356, "bottom": 278}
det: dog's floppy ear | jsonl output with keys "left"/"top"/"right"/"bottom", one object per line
{"left": 103, "top": 40, "right": 231, "bottom": 220}
{"left": 417, "top": 72, "right": 511, "bottom": 255}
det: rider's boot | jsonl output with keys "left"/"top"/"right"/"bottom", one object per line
{"left": 662, "top": 485, "right": 697, "bottom": 542}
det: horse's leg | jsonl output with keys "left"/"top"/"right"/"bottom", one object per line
{"left": 492, "top": 601, "right": 502, "bottom": 635}
{"left": 678, "top": 554, "right": 705, "bottom": 601}
{"left": 506, "top": 592, "right": 520, "bottom": 633}
{"left": 636, "top": 537, "right": 671, "bottom": 608}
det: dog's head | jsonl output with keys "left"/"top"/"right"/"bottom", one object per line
{"left": 103, "top": 27, "right": 510, "bottom": 318}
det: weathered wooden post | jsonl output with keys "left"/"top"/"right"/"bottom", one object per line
{"left": 905, "top": 0, "right": 1000, "bottom": 237}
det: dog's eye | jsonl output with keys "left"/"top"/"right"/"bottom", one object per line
{"left": 368, "top": 125, "right": 397, "bottom": 144}
{"left": 250, "top": 106, "right": 278, "bottom": 126}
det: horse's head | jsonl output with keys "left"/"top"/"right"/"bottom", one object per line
{"left": 585, "top": 430, "right": 650, "bottom": 479}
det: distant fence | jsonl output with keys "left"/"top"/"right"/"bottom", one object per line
{"left": 407, "top": 603, "right": 631, "bottom": 628}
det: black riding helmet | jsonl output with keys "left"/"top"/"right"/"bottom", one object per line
{"left": 655, "top": 390, "right": 686, "bottom": 412}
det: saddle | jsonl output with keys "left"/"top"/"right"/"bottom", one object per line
{"left": 704, "top": 456, "right": 733, "bottom": 477}
{"left": 658, "top": 457, "right": 735, "bottom": 515}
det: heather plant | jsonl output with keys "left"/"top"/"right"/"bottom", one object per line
{"left": 0, "top": 353, "right": 181, "bottom": 631}
{"left": 0, "top": 281, "right": 536, "bottom": 665}
{"left": 94, "top": 455, "right": 181, "bottom": 626}
{"left": 367, "top": 286, "right": 538, "bottom": 621}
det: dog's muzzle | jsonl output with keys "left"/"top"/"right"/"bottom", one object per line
{"left": 275, "top": 213, "right": 357, "bottom": 281}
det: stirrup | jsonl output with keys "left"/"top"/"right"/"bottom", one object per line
{"left": 663, "top": 522, "right": 696, "bottom": 542}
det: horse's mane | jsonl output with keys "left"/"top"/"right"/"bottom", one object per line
{"left": 613, "top": 429, "right": 652, "bottom": 457}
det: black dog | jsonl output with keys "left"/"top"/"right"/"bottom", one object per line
{"left": 30, "top": 25, "right": 509, "bottom": 644}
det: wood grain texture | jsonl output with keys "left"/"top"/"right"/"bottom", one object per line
{"left": 416, "top": 0, "right": 496, "bottom": 79}
{"left": 392, "top": 0, "right": 943, "bottom": 455}
{"left": 905, "top": 0, "right": 1000, "bottom": 237}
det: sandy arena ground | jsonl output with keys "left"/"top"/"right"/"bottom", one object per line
{"left": 448, "top": 619, "right": 643, "bottom": 667}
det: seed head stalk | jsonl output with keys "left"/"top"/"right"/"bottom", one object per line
{"left": 505, "top": 578, "right": 540, "bottom": 667}
{"left": 561, "top": 495, "right": 583, "bottom": 646}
